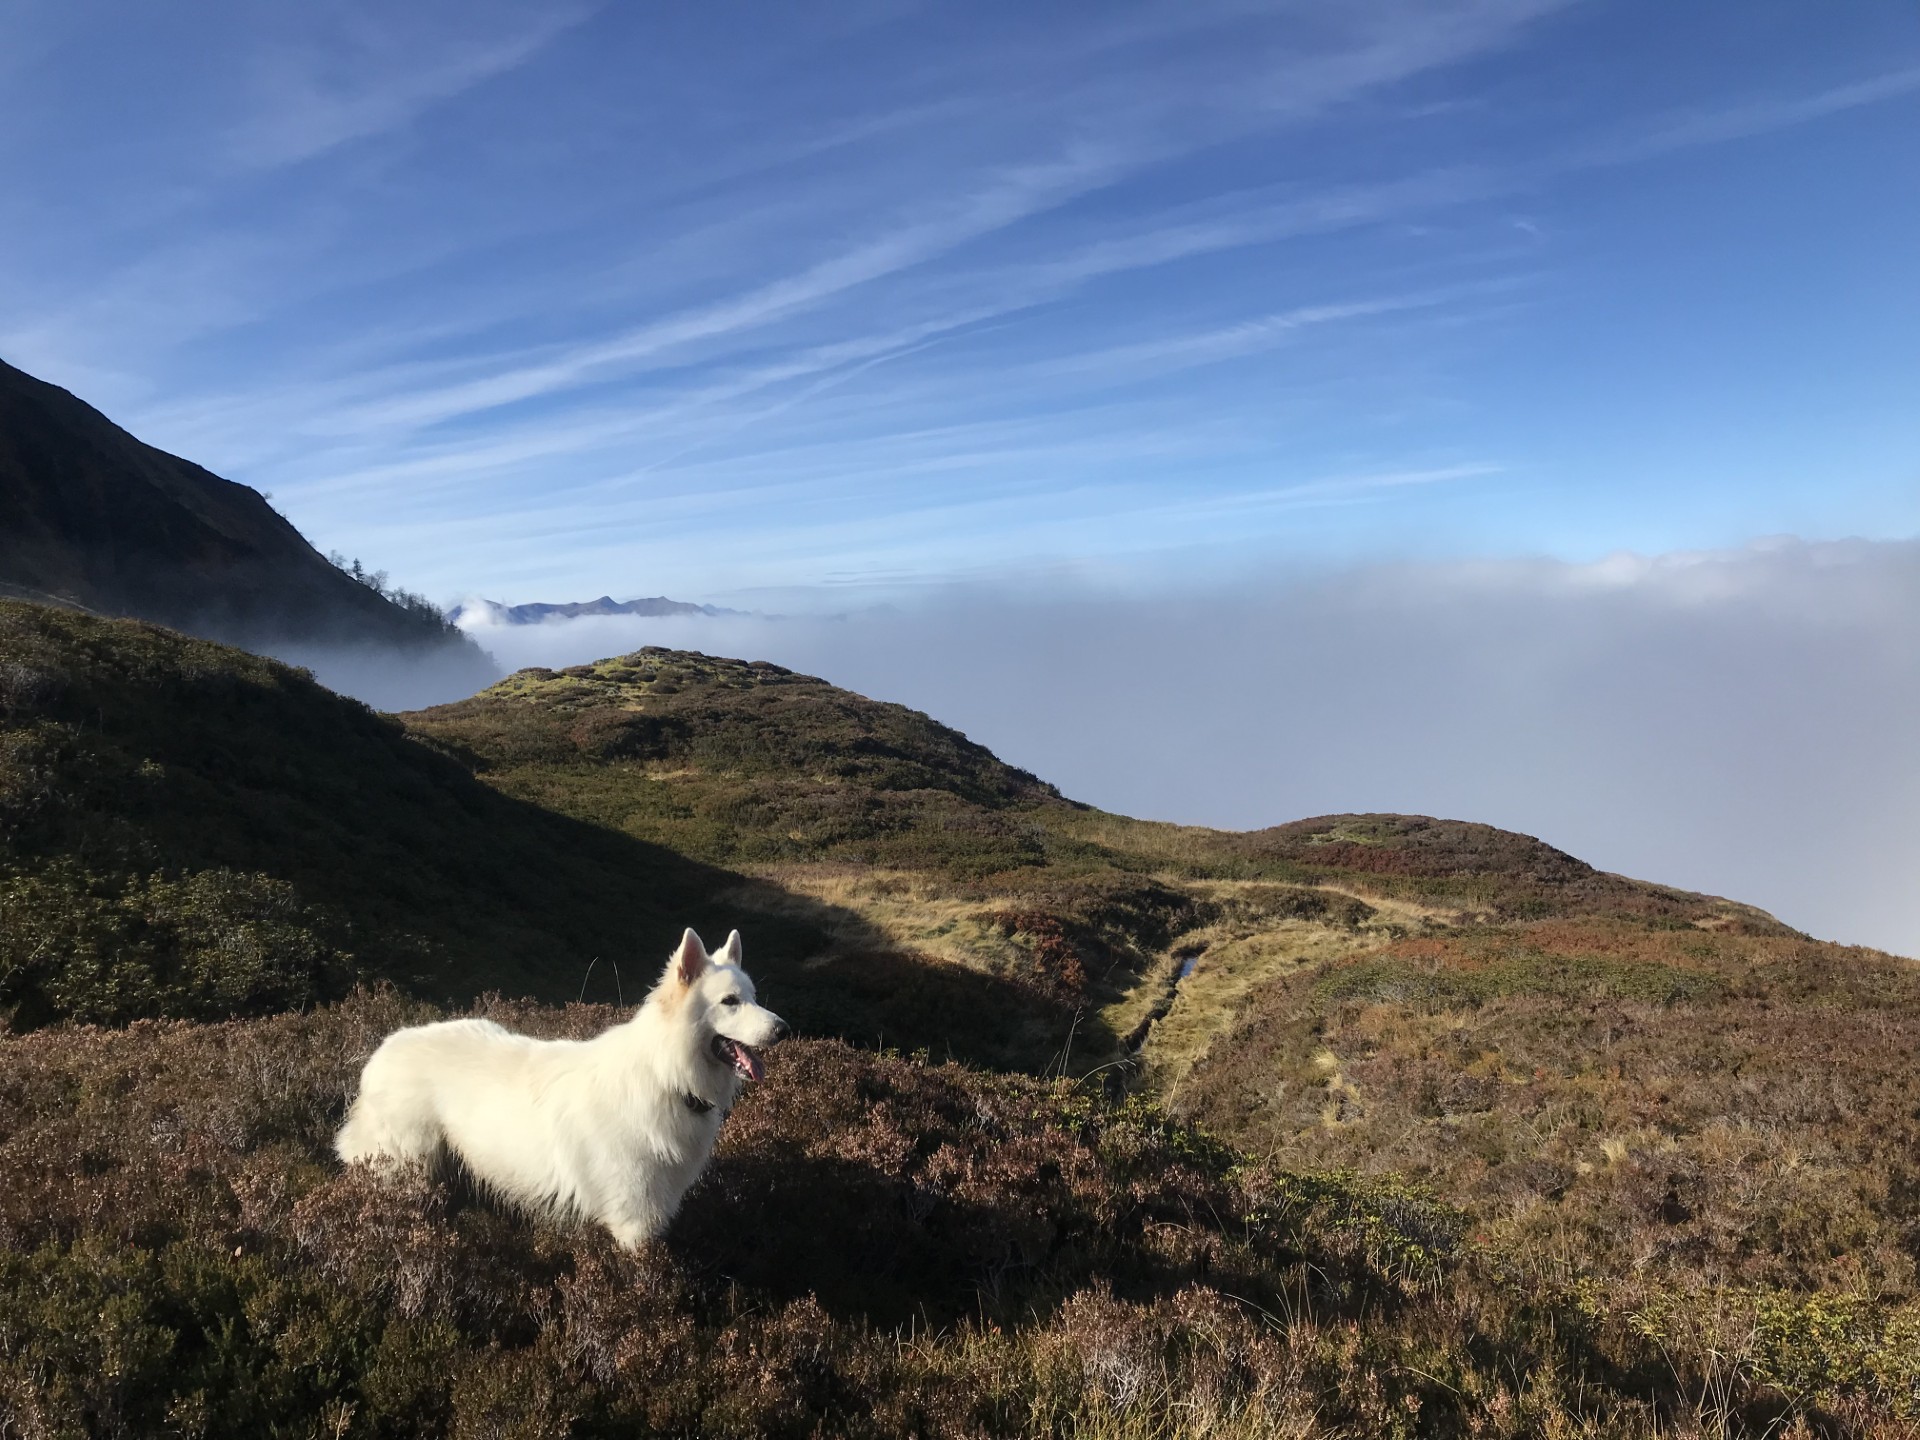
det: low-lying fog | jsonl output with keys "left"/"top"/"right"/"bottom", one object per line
{"left": 353, "top": 537, "right": 1920, "bottom": 958}
{"left": 261, "top": 637, "right": 500, "bottom": 715}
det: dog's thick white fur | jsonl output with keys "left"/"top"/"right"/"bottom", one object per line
{"left": 335, "top": 928, "right": 787, "bottom": 1248}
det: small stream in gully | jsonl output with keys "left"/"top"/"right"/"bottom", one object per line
{"left": 1121, "top": 942, "right": 1207, "bottom": 1058}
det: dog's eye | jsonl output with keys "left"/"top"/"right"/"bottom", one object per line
{"left": 721, "top": 995, "right": 741, "bottom": 1007}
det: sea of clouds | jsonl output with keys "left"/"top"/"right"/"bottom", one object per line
{"left": 435, "top": 536, "right": 1920, "bottom": 958}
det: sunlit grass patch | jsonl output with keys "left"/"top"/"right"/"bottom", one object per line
{"left": 731, "top": 864, "right": 1031, "bottom": 973}
{"left": 1128, "top": 922, "right": 1382, "bottom": 1101}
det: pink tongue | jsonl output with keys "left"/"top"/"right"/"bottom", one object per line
{"left": 732, "top": 1041, "right": 764, "bottom": 1082}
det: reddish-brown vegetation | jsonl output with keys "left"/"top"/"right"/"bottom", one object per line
{"left": 6, "top": 979, "right": 1919, "bottom": 1436}
{"left": 8, "top": 610, "right": 1918, "bottom": 1435}
{"left": 0, "top": 991, "right": 1485, "bottom": 1439}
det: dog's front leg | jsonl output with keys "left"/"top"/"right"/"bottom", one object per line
{"left": 605, "top": 1217, "right": 653, "bottom": 1250}
{"left": 602, "top": 1199, "right": 668, "bottom": 1250}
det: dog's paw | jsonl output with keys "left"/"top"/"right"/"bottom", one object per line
{"left": 605, "top": 1219, "right": 657, "bottom": 1251}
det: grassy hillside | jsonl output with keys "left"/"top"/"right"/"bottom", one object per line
{"left": 0, "top": 609, "right": 1095, "bottom": 1070}
{"left": 401, "top": 649, "right": 1792, "bottom": 1080}
{"left": 1179, "top": 916, "right": 1920, "bottom": 1294}
{"left": 0, "top": 603, "right": 834, "bottom": 1028}
{"left": 7, "top": 622, "right": 1920, "bottom": 1434}
{"left": 403, "top": 649, "right": 1067, "bottom": 876}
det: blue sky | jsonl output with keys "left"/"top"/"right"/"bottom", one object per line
{"left": 2, "top": 0, "right": 1917, "bottom": 604}
{"left": 5, "top": 2, "right": 1918, "bottom": 950}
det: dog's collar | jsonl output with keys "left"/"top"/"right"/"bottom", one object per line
{"left": 682, "top": 1091, "right": 714, "bottom": 1115}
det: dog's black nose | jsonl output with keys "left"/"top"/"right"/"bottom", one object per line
{"left": 772, "top": 1018, "right": 791, "bottom": 1042}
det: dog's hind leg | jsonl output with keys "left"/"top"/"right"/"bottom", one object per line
{"left": 335, "top": 1092, "right": 433, "bottom": 1165}
{"left": 604, "top": 1216, "right": 652, "bottom": 1250}
{"left": 334, "top": 1049, "right": 446, "bottom": 1167}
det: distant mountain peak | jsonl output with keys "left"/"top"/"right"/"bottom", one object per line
{"left": 449, "top": 594, "right": 742, "bottom": 627}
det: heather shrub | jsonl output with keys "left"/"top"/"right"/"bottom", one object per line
{"left": 1746, "top": 1292, "right": 1920, "bottom": 1419}
{"left": 0, "top": 864, "right": 350, "bottom": 1027}
{"left": 8, "top": 992, "right": 1920, "bottom": 1434}
{"left": 1315, "top": 945, "right": 1729, "bottom": 1009}
{"left": 1237, "top": 1167, "right": 1467, "bottom": 1293}
{"left": 0, "top": 993, "right": 1662, "bottom": 1440}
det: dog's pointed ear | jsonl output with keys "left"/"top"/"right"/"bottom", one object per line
{"left": 718, "top": 930, "right": 744, "bottom": 965}
{"left": 670, "top": 928, "right": 710, "bottom": 986}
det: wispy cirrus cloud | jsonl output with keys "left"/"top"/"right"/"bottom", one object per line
{"left": 171, "top": 54, "right": 1911, "bottom": 505}
{"left": 293, "top": 3, "right": 1582, "bottom": 434}
{"left": 1591, "top": 63, "right": 1920, "bottom": 165}
{"left": 3, "top": 1, "right": 1916, "bottom": 605}
{"left": 229, "top": 3, "right": 596, "bottom": 170}
{"left": 326, "top": 147, "right": 1139, "bottom": 433}
{"left": 1021, "top": 288, "right": 1502, "bottom": 383}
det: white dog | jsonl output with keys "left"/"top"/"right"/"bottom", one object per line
{"left": 335, "top": 928, "right": 788, "bottom": 1247}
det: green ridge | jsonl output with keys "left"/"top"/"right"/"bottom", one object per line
{"left": 0, "top": 603, "right": 807, "bottom": 1027}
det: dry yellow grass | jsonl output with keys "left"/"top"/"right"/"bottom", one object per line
{"left": 732, "top": 863, "right": 1425, "bottom": 1096}
{"left": 730, "top": 864, "right": 1029, "bottom": 972}
{"left": 1040, "top": 809, "right": 1243, "bottom": 866}
{"left": 1102, "top": 878, "right": 1424, "bottom": 1100}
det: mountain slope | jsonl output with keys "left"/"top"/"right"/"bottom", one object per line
{"left": 0, "top": 602, "right": 836, "bottom": 1028}
{"left": 391, "top": 649, "right": 1920, "bottom": 1431}
{"left": 0, "top": 608, "right": 1078, "bottom": 1067}
{"left": 405, "top": 648, "right": 1065, "bottom": 873}
{"left": 400, "top": 646, "right": 1796, "bottom": 1078}
{"left": 0, "top": 357, "right": 484, "bottom": 667}
{"left": 3, "top": 605, "right": 1805, "bottom": 1079}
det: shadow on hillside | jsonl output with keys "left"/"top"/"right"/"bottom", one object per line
{"left": 753, "top": 947, "right": 1111, "bottom": 1077}
{"left": 428, "top": 783, "right": 1094, "bottom": 1074}
{"left": 672, "top": 1151, "right": 1208, "bottom": 1331}
{"left": 291, "top": 764, "right": 1093, "bottom": 1075}
{"left": 0, "top": 598, "right": 1095, "bottom": 1071}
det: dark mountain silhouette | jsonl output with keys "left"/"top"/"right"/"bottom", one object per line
{"left": 0, "top": 356, "right": 487, "bottom": 666}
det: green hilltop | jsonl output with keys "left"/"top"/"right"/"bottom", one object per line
{"left": 0, "top": 602, "right": 830, "bottom": 1028}
{"left": 400, "top": 642, "right": 1793, "bottom": 1074}
{"left": 5, "top": 601, "right": 1920, "bottom": 1436}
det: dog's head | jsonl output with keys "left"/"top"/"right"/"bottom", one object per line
{"left": 663, "top": 928, "right": 788, "bottom": 1083}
